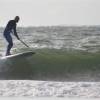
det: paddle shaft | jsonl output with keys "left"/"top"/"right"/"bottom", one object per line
{"left": 19, "top": 39, "right": 29, "bottom": 48}
{"left": 19, "top": 39, "right": 44, "bottom": 56}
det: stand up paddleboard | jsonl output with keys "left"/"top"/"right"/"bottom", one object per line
{"left": 1, "top": 51, "right": 35, "bottom": 60}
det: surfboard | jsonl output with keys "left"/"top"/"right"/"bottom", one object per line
{"left": 1, "top": 51, "right": 35, "bottom": 60}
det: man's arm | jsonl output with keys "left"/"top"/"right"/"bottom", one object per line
{"left": 13, "top": 24, "right": 20, "bottom": 40}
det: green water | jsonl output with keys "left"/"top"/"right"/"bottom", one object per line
{"left": 0, "top": 49, "right": 100, "bottom": 81}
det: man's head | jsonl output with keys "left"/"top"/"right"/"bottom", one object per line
{"left": 14, "top": 16, "right": 20, "bottom": 23}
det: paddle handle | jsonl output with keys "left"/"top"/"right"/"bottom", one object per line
{"left": 19, "top": 39, "right": 29, "bottom": 48}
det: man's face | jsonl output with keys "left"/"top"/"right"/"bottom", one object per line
{"left": 15, "top": 17, "right": 20, "bottom": 23}
{"left": 16, "top": 18, "right": 19, "bottom": 23}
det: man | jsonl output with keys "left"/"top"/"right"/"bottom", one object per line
{"left": 3, "top": 16, "right": 20, "bottom": 56}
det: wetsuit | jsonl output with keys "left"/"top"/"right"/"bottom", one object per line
{"left": 3, "top": 20, "right": 19, "bottom": 56}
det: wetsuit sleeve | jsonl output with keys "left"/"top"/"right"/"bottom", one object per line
{"left": 13, "top": 24, "right": 20, "bottom": 40}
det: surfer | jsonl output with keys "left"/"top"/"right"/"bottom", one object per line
{"left": 3, "top": 16, "right": 20, "bottom": 56}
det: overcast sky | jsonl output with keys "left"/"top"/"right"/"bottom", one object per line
{"left": 0, "top": 0, "right": 100, "bottom": 26}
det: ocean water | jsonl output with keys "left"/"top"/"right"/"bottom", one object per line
{"left": 0, "top": 26, "right": 100, "bottom": 98}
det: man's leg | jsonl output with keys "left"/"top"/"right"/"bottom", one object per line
{"left": 5, "top": 35, "right": 13, "bottom": 56}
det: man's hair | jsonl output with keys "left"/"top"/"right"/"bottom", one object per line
{"left": 14, "top": 16, "right": 20, "bottom": 20}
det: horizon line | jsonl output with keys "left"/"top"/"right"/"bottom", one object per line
{"left": 0, "top": 24, "right": 100, "bottom": 28}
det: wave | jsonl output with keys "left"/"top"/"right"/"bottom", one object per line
{"left": 0, "top": 49, "right": 100, "bottom": 81}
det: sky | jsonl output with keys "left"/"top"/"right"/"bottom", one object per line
{"left": 0, "top": 0, "right": 100, "bottom": 26}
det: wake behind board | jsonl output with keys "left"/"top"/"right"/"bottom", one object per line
{"left": 1, "top": 51, "right": 35, "bottom": 60}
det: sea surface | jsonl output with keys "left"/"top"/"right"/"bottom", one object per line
{"left": 0, "top": 26, "right": 100, "bottom": 98}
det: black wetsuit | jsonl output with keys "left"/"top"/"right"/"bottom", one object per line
{"left": 3, "top": 20, "right": 18, "bottom": 55}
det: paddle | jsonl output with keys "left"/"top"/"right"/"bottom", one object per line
{"left": 19, "top": 39, "right": 30, "bottom": 48}
{"left": 19, "top": 39, "right": 42, "bottom": 56}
